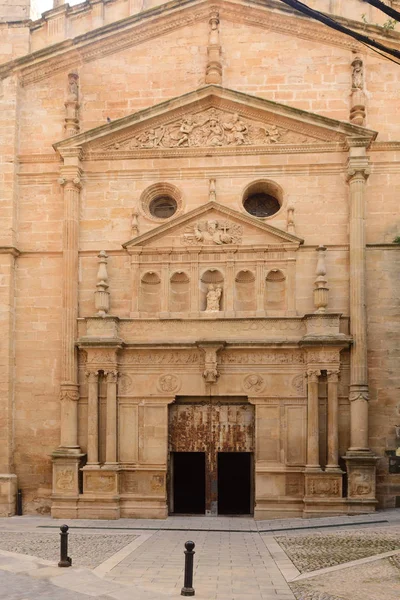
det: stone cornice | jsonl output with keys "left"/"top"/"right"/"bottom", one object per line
{"left": 0, "top": 246, "right": 21, "bottom": 257}
{"left": 3, "top": 0, "right": 400, "bottom": 86}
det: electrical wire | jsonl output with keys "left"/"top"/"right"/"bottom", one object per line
{"left": 361, "top": 0, "right": 400, "bottom": 22}
{"left": 278, "top": 0, "right": 400, "bottom": 61}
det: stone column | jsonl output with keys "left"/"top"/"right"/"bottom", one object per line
{"left": 347, "top": 151, "right": 370, "bottom": 452}
{"left": 86, "top": 370, "right": 99, "bottom": 465}
{"left": 286, "top": 250, "right": 297, "bottom": 316}
{"left": 105, "top": 371, "right": 118, "bottom": 465}
{"left": 255, "top": 254, "right": 264, "bottom": 315}
{"left": 326, "top": 369, "right": 340, "bottom": 471}
{"left": 189, "top": 251, "right": 200, "bottom": 314}
{"left": 129, "top": 249, "right": 141, "bottom": 317}
{"left": 58, "top": 150, "right": 82, "bottom": 452}
{"left": 306, "top": 369, "right": 321, "bottom": 470}
{"left": 225, "top": 252, "right": 235, "bottom": 315}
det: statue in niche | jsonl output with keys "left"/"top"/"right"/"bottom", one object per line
{"left": 184, "top": 219, "right": 242, "bottom": 245}
{"left": 351, "top": 57, "right": 364, "bottom": 90}
{"left": 206, "top": 284, "right": 222, "bottom": 312}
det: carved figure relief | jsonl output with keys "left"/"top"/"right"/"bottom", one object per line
{"left": 118, "top": 374, "right": 133, "bottom": 394}
{"left": 158, "top": 374, "right": 180, "bottom": 393}
{"left": 151, "top": 474, "right": 165, "bottom": 491}
{"left": 292, "top": 374, "right": 305, "bottom": 395}
{"left": 108, "top": 108, "right": 317, "bottom": 151}
{"left": 206, "top": 284, "right": 222, "bottom": 312}
{"left": 183, "top": 219, "right": 242, "bottom": 245}
{"left": 351, "top": 56, "right": 364, "bottom": 90}
{"left": 56, "top": 469, "right": 74, "bottom": 491}
{"left": 349, "top": 470, "right": 373, "bottom": 497}
{"left": 243, "top": 373, "right": 265, "bottom": 394}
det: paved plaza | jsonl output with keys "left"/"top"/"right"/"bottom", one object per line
{"left": 0, "top": 511, "right": 399, "bottom": 599}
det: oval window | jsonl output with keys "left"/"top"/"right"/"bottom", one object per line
{"left": 149, "top": 196, "right": 177, "bottom": 219}
{"left": 243, "top": 193, "right": 281, "bottom": 218}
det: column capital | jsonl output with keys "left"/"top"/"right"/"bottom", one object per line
{"left": 58, "top": 174, "right": 82, "bottom": 189}
{"left": 346, "top": 157, "right": 370, "bottom": 183}
{"left": 327, "top": 369, "right": 340, "bottom": 383}
{"left": 306, "top": 369, "right": 321, "bottom": 382}
{"left": 59, "top": 382, "right": 79, "bottom": 402}
{"left": 105, "top": 370, "right": 118, "bottom": 383}
{"left": 85, "top": 370, "right": 99, "bottom": 383}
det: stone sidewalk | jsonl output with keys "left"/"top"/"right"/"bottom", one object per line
{"left": 0, "top": 510, "right": 399, "bottom": 599}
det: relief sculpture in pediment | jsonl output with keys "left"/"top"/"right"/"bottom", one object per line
{"left": 110, "top": 108, "right": 314, "bottom": 151}
{"left": 183, "top": 219, "right": 242, "bottom": 245}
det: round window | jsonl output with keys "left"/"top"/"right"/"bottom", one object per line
{"left": 243, "top": 193, "right": 281, "bottom": 218}
{"left": 149, "top": 196, "right": 177, "bottom": 219}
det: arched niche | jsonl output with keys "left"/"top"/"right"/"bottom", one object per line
{"left": 234, "top": 270, "right": 256, "bottom": 312}
{"left": 200, "top": 269, "right": 224, "bottom": 312}
{"left": 170, "top": 271, "right": 190, "bottom": 313}
{"left": 139, "top": 271, "right": 161, "bottom": 313}
{"left": 265, "top": 269, "right": 286, "bottom": 312}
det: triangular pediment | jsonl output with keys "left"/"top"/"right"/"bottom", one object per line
{"left": 123, "top": 202, "right": 303, "bottom": 249}
{"left": 54, "top": 86, "right": 377, "bottom": 159}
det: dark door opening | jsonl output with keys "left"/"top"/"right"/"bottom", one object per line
{"left": 218, "top": 452, "right": 252, "bottom": 515}
{"left": 172, "top": 452, "right": 206, "bottom": 514}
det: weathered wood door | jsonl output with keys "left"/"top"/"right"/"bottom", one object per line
{"left": 168, "top": 397, "right": 254, "bottom": 515}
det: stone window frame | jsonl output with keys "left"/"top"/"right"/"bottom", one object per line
{"left": 241, "top": 179, "right": 284, "bottom": 220}
{"left": 139, "top": 182, "right": 183, "bottom": 222}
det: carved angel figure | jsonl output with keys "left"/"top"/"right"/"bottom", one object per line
{"left": 206, "top": 284, "right": 222, "bottom": 311}
{"left": 351, "top": 57, "right": 364, "bottom": 90}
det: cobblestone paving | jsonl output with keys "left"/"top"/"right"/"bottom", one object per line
{"left": 275, "top": 528, "right": 400, "bottom": 573}
{"left": 289, "top": 557, "right": 400, "bottom": 600}
{"left": 0, "top": 532, "right": 136, "bottom": 568}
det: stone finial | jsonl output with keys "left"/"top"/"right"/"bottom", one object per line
{"left": 131, "top": 211, "right": 139, "bottom": 237}
{"left": 65, "top": 72, "right": 80, "bottom": 138}
{"left": 350, "top": 56, "right": 366, "bottom": 126}
{"left": 209, "top": 178, "right": 216, "bottom": 202}
{"left": 94, "top": 250, "right": 110, "bottom": 317}
{"left": 205, "top": 11, "right": 222, "bottom": 84}
{"left": 287, "top": 206, "right": 295, "bottom": 234}
{"left": 313, "top": 245, "right": 329, "bottom": 313}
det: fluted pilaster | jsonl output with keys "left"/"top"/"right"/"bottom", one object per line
{"left": 86, "top": 370, "right": 99, "bottom": 465}
{"left": 306, "top": 369, "right": 321, "bottom": 470}
{"left": 347, "top": 152, "right": 370, "bottom": 452}
{"left": 105, "top": 371, "right": 118, "bottom": 465}
{"left": 326, "top": 369, "right": 340, "bottom": 470}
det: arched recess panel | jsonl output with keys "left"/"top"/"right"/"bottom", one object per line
{"left": 170, "top": 271, "right": 190, "bottom": 312}
{"left": 234, "top": 270, "right": 256, "bottom": 312}
{"left": 265, "top": 269, "right": 286, "bottom": 312}
{"left": 200, "top": 269, "right": 224, "bottom": 311}
{"left": 139, "top": 271, "right": 161, "bottom": 313}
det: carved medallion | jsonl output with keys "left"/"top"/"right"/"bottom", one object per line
{"left": 157, "top": 374, "right": 180, "bottom": 393}
{"left": 118, "top": 374, "right": 133, "bottom": 394}
{"left": 243, "top": 373, "right": 265, "bottom": 394}
{"left": 56, "top": 468, "right": 74, "bottom": 491}
{"left": 291, "top": 374, "right": 305, "bottom": 395}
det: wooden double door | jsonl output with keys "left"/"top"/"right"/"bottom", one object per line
{"left": 168, "top": 397, "right": 255, "bottom": 515}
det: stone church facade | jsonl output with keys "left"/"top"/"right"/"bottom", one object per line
{"left": 0, "top": 0, "right": 399, "bottom": 519}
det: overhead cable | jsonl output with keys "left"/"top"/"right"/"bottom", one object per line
{"left": 361, "top": 0, "right": 400, "bottom": 22}
{"left": 278, "top": 0, "right": 400, "bottom": 61}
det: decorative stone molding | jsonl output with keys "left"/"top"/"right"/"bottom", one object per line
{"left": 59, "top": 383, "right": 79, "bottom": 402}
{"left": 209, "top": 178, "right": 216, "bottom": 202}
{"left": 313, "top": 245, "right": 329, "bottom": 314}
{"left": 287, "top": 206, "right": 295, "bottom": 234}
{"left": 349, "top": 384, "right": 369, "bottom": 403}
{"left": 205, "top": 10, "right": 222, "bottom": 84}
{"left": 65, "top": 72, "right": 79, "bottom": 138}
{"left": 94, "top": 250, "right": 110, "bottom": 317}
{"left": 306, "top": 369, "right": 321, "bottom": 383}
{"left": 305, "top": 474, "right": 342, "bottom": 497}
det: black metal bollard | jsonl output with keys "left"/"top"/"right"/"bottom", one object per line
{"left": 181, "top": 540, "right": 195, "bottom": 596}
{"left": 16, "top": 489, "right": 23, "bottom": 516}
{"left": 58, "top": 525, "right": 72, "bottom": 567}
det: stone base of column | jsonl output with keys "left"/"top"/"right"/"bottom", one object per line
{"left": 304, "top": 471, "right": 345, "bottom": 517}
{"left": 345, "top": 452, "right": 378, "bottom": 509}
{"left": 51, "top": 452, "right": 85, "bottom": 519}
{"left": 0, "top": 474, "right": 17, "bottom": 517}
{"left": 80, "top": 467, "right": 120, "bottom": 519}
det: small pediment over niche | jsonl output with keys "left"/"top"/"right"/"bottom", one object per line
{"left": 123, "top": 202, "right": 303, "bottom": 249}
{"left": 54, "top": 86, "right": 377, "bottom": 159}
